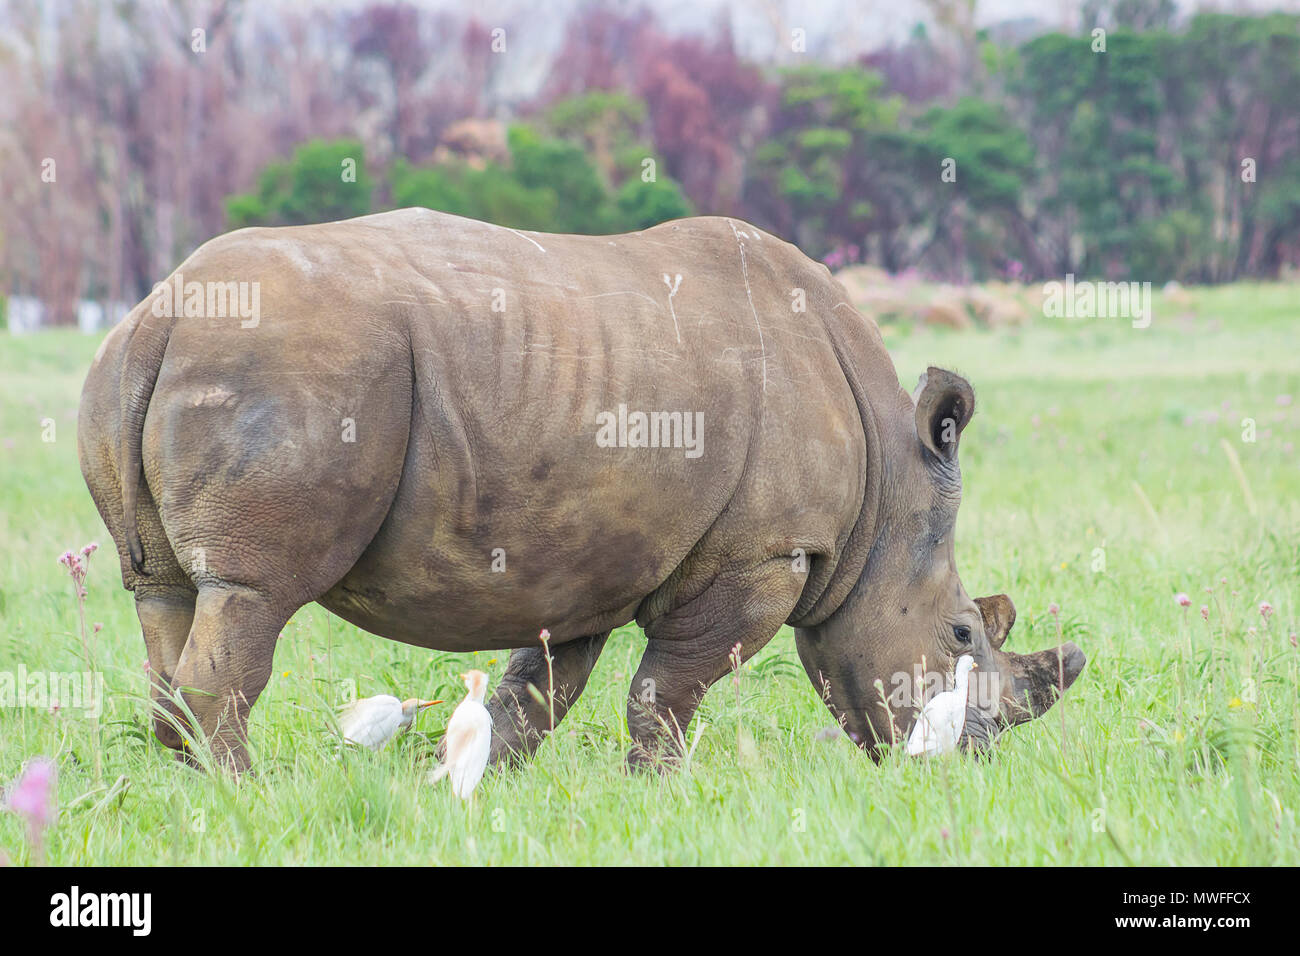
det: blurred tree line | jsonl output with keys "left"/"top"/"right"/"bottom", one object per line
{"left": 225, "top": 97, "right": 692, "bottom": 236}
{"left": 1, "top": 0, "right": 1298, "bottom": 325}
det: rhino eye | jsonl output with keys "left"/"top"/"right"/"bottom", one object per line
{"left": 953, "top": 625, "right": 972, "bottom": 643}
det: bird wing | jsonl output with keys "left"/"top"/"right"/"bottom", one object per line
{"left": 907, "top": 705, "right": 939, "bottom": 755}
{"left": 443, "top": 719, "right": 478, "bottom": 761}
{"left": 908, "top": 691, "right": 968, "bottom": 756}
{"left": 337, "top": 700, "right": 366, "bottom": 737}
{"left": 336, "top": 698, "right": 363, "bottom": 725}
{"left": 338, "top": 694, "right": 398, "bottom": 714}
{"left": 947, "top": 697, "right": 968, "bottom": 748}
{"left": 931, "top": 695, "right": 964, "bottom": 754}
{"left": 339, "top": 697, "right": 400, "bottom": 750}
{"left": 445, "top": 703, "right": 492, "bottom": 799}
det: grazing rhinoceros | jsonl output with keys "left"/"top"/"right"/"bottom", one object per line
{"left": 78, "top": 209, "right": 1085, "bottom": 772}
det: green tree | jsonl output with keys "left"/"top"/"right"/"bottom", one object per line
{"left": 507, "top": 125, "right": 612, "bottom": 233}
{"left": 390, "top": 125, "right": 610, "bottom": 234}
{"left": 1014, "top": 15, "right": 1300, "bottom": 281}
{"left": 390, "top": 160, "right": 557, "bottom": 231}
{"left": 1014, "top": 28, "right": 1199, "bottom": 280}
{"left": 748, "top": 66, "right": 902, "bottom": 256}
{"left": 613, "top": 176, "right": 693, "bottom": 231}
{"left": 1181, "top": 13, "right": 1300, "bottom": 278}
{"left": 540, "top": 90, "right": 694, "bottom": 229}
{"left": 543, "top": 90, "right": 647, "bottom": 184}
{"left": 226, "top": 139, "right": 373, "bottom": 228}
{"left": 876, "top": 97, "right": 1041, "bottom": 279}
{"left": 390, "top": 115, "right": 693, "bottom": 235}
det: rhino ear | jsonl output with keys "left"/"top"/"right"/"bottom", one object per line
{"left": 976, "top": 594, "right": 1016, "bottom": 650}
{"left": 913, "top": 367, "right": 975, "bottom": 461}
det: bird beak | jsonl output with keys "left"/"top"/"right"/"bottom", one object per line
{"left": 420, "top": 700, "right": 443, "bottom": 709}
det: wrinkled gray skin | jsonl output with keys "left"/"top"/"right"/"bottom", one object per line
{"left": 78, "top": 209, "right": 1085, "bottom": 773}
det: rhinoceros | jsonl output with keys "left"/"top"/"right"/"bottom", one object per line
{"left": 78, "top": 208, "right": 1085, "bottom": 772}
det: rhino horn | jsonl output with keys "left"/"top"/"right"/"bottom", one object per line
{"left": 995, "top": 641, "right": 1087, "bottom": 728}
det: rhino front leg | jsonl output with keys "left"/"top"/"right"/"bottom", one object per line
{"left": 627, "top": 557, "right": 806, "bottom": 771}
{"left": 485, "top": 631, "right": 610, "bottom": 767}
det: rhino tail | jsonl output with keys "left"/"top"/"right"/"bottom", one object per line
{"left": 118, "top": 307, "right": 178, "bottom": 574}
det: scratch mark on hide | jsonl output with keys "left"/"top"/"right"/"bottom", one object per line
{"left": 507, "top": 229, "right": 546, "bottom": 253}
{"left": 580, "top": 290, "right": 660, "bottom": 307}
{"left": 662, "top": 273, "right": 682, "bottom": 343}
{"left": 729, "top": 220, "right": 767, "bottom": 393}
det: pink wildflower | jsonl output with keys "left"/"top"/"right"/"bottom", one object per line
{"left": 7, "top": 758, "right": 57, "bottom": 834}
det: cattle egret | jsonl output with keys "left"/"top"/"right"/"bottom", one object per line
{"left": 338, "top": 695, "right": 441, "bottom": 751}
{"left": 906, "top": 655, "right": 976, "bottom": 756}
{"left": 428, "top": 670, "right": 492, "bottom": 799}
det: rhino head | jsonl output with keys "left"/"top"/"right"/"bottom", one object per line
{"left": 794, "top": 367, "right": 1086, "bottom": 755}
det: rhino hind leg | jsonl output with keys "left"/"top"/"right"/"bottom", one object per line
{"left": 167, "top": 584, "right": 293, "bottom": 774}
{"left": 626, "top": 556, "right": 807, "bottom": 771}
{"left": 135, "top": 584, "right": 198, "bottom": 751}
{"left": 482, "top": 631, "right": 610, "bottom": 768}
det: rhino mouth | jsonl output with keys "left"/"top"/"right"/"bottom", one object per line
{"left": 956, "top": 706, "right": 1000, "bottom": 754}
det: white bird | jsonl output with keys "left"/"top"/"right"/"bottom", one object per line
{"left": 906, "top": 655, "right": 977, "bottom": 756}
{"left": 338, "top": 695, "right": 441, "bottom": 751}
{"left": 427, "top": 670, "right": 492, "bottom": 800}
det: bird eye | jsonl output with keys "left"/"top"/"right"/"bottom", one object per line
{"left": 953, "top": 625, "right": 972, "bottom": 643}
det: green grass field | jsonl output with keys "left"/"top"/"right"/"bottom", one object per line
{"left": 2, "top": 283, "right": 1297, "bottom": 865}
